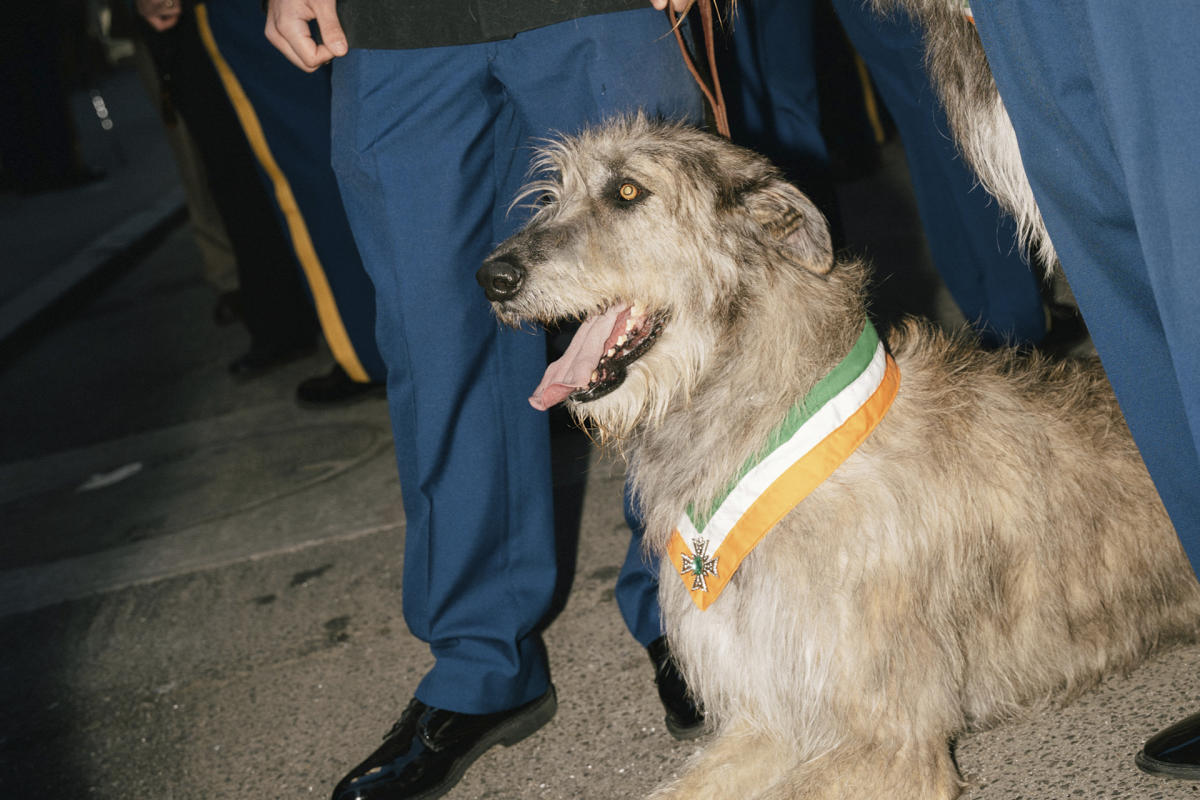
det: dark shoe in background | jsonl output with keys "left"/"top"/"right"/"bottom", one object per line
{"left": 16, "top": 165, "right": 107, "bottom": 195}
{"left": 1037, "top": 301, "right": 1090, "bottom": 357}
{"left": 212, "top": 289, "right": 243, "bottom": 326}
{"left": 297, "top": 363, "right": 385, "bottom": 407}
{"left": 647, "top": 635, "right": 706, "bottom": 741}
{"left": 1136, "top": 711, "right": 1200, "bottom": 780}
{"left": 331, "top": 686, "right": 557, "bottom": 800}
{"left": 227, "top": 339, "right": 316, "bottom": 380}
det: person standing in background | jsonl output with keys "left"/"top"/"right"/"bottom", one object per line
{"left": 265, "top": 2, "right": 705, "bottom": 798}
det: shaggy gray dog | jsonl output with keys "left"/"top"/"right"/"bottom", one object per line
{"left": 477, "top": 116, "right": 1200, "bottom": 800}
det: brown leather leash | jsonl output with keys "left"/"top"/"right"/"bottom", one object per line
{"left": 667, "top": 1, "right": 731, "bottom": 139}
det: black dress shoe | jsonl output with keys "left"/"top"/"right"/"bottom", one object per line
{"left": 228, "top": 340, "right": 317, "bottom": 380}
{"left": 1136, "top": 711, "right": 1200, "bottom": 780}
{"left": 1036, "top": 301, "right": 1090, "bottom": 357}
{"left": 297, "top": 364, "right": 385, "bottom": 407}
{"left": 647, "top": 636, "right": 706, "bottom": 740}
{"left": 331, "top": 686, "right": 557, "bottom": 800}
{"left": 212, "top": 290, "right": 243, "bottom": 326}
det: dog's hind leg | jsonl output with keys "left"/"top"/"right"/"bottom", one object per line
{"left": 648, "top": 727, "right": 962, "bottom": 800}
{"left": 646, "top": 721, "right": 796, "bottom": 800}
{"left": 751, "top": 739, "right": 963, "bottom": 800}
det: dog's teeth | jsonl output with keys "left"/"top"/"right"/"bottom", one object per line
{"left": 631, "top": 304, "right": 644, "bottom": 318}
{"left": 625, "top": 319, "right": 637, "bottom": 332}
{"left": 590, "top": 370, "right": 599, "bottom": 383}
{"left": 606, "top": 347, "right": 617, "bottom": 358}
{"left": 615, "top": 335, "right": 627, "bottom": 347}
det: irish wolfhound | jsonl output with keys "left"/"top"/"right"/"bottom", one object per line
{"left": 476, "top": 116, "right": 1200, "bottom": 800}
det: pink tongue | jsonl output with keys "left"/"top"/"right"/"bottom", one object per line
{"left": 530, "top": 305, "right": 628, "bottom": 411}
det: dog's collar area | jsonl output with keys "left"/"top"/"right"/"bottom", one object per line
{"left": 667, "top": 319, "right": 901, "bottom": 610}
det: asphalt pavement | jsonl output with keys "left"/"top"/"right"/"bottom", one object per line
{"left": 1, "top": 63, "right": 1198, "bottom": 800}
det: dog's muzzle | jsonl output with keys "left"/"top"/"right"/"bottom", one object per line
{"left": 477, "top": 257, "right": 526, "bottom": 302}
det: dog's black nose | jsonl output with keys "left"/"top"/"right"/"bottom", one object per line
{"left": 476, "top": 257, "right": 526, "bottom": 301}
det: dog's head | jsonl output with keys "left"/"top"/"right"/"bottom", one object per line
{"left": 478, "top": 115, "right": 838, "bottom": 436}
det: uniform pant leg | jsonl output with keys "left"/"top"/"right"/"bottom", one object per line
{"left": 617, "top": 484, "right": 664, "bottom": 647}
{"left": 163, "top": 7, "right": 316, "bottom": 352}
{"left": 332, "top": 11, "right": 700, "bottom": 714}
{"left": 973, "top": 0, "right": 1200, "bottom": 574}
{"left": 715, "top": 0, "right": 843, "bottom": 244}
{"left": 833, "top": 0, "right": 1045, "bottom": 347}
{"left": 200, "top": 0, "right": 385, "bottom": 383}
{"left": 331, "top": 43, "right": 558, "bottom": 714}
{"left": 493, "top": 7, "right": 703, "bottom": 650}
{"left": 1081, "top": 3, "right": 1200, "bottom": 500}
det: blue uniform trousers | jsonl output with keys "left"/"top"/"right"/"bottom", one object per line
{"left": 831, "top": 0, "right": 1045, "bottom": 347}
{"left": 716, "top": 0, "right": 838, "bottom": 234}
{"left": 722, "top": 0, "right": 1045, "bottom": 346}
{"left": 330, "top": 9, "right": 701, "bottom": 714}
{"left": 200, "top": 0, "right": 385, "bottom": 383}
{"left": 972, "top": 0, "right": 1200, "bottom": 576}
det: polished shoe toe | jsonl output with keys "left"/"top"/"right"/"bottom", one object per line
{"left": 228, "top": 340, "right": 317, "bottom": 380}
{"left": 1136, "top": 711, "right": 1200, "bottom": 780}
{"left": 647, "top": 635, "right": 706, "bottom": 741}
{"left": 297, "top": 364, "right": 385, "bottom": 407}
{"left": 332, "top": 686, "right": 557, "bottom": 800}
{"left": 212, "top": 290, "right": 243, "bottom": 326}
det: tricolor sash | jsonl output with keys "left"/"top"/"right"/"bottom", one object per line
{"left": 667, "top": 320, "right": 900, "bottom": 610}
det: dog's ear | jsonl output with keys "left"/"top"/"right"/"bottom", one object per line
{"left": 742, "top": 179, "right": 834, "bottom": 276}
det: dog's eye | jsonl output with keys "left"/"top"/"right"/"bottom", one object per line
{"left": 608, "top": 178, "right": 649, "bottom": 209}
{"left": 618, "top": 182, "right": 641, "bottom": 202}
{"left": 538, "top": 192, "right": 556, "bottom": 207}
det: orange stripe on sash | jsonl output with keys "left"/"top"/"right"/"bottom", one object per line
{"left": 669, "top": 354, "right": 899, "bottom": 610}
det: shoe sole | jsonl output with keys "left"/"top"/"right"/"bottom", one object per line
{"left": 1135, "top": 750, "right": 1200, "bottom": 781}
{"left": 229, "top": 343, "right": 319, "bottom": 383}
{"left": 295, "top": 384, "right": 386, "bottom": 409}
{"left": 407, "top": 685, "right": 558, "bottom": 800}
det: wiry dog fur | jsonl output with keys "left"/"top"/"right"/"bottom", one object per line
{"left": 870, "top": 0, "right": 1054, "bottom": 266}
{"left": 481, "top": 117, "right": 1200, "bottom": 799}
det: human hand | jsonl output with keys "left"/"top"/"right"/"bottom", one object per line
{"left": 264, "top": 0, "right": 347, "bottom": 72}
{"left": 648, "top": 0, "right": 697, "bottom": 13}
{"left": 136, "top": 0, "right": 183, "bottom": 32}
